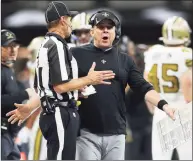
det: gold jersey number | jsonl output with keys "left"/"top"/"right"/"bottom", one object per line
{"left": 148, "top": 64, "right": 179, "bottom": 93}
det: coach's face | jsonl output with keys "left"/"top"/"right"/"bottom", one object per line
{"left": 91, "top": 19, "right": 116, "bottom": 49}
{"left": 1, "top": 42, "right": 19, "bottom": 67}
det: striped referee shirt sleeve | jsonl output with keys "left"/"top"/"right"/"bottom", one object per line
{"left": 48, "top": 42, "right": 71, "bottom": 85}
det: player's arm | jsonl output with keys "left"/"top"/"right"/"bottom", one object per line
{"left": 180, "top": 68, "right": 192, "bottom": 103}
{"left": 142, "top": 71, "right": 154, "bottom": 114}
{"left": 143, "top": 52, "right": 155, "bottom": 114}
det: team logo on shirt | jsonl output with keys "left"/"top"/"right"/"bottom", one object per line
{"left": 101, "top": 59, "right": 106, "bottom": 64}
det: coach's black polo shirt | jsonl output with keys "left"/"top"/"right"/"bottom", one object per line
{"left": 71, "top": 43, "right": 153, "bottom": 135}
{"left": 1, "top": 64, "right": 29, "bottom": 136}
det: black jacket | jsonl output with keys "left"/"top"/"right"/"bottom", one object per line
{"left": 1, "top": 64, "right": 29, "bottom": 135}
{"left": 71, "top": 44, "right": 153, "bottom": 135}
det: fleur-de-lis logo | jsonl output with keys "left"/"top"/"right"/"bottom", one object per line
{"left": 5, "top": 32, "right": 14, "bottom": 39}
{"left": 102, "top": 12, "right": 109, "bottom": 17}
{"left": 101, "top": 59, "right": 106, "bottom": 64}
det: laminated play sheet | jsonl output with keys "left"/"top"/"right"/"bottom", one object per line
{"left": 157, "top": 103, "right": 192, "bottom": 153}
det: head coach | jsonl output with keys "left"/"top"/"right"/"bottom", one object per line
{"left": 70, "top": 10, "right": 176, "bottom": 160}
{"left": 32, "top": 1, "right": 115, "bottom": 160}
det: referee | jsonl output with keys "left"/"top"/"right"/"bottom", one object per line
{"left": 34, "top": 2, "right": 115, "bottom": 160}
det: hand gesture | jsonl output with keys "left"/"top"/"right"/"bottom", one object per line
{"left": 6, "top": 103, "right": 32, "bottom": 126}
{"left": 78, "top": 87, "right": 88, "bottom": 98}
{"left": 163, "top": 104, "right": 176, "bottom": 120}
{"left": 87, "top": 62, "right": 115, "bottom": 85}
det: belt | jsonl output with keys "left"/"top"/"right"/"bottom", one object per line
{"left": 42, "top": 96, "right": 80, "bottom": 109}
{"left": 43, "top": 97, "right": 69, "bottom": 106}
{"left": 58, "top": 101, "right": 68, "bottom": 107}
{"left": 57, "top": 100, "right": 80, "bottom": 110}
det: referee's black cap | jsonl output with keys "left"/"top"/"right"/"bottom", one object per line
{"left": 1, "top": 29, "right": 18, "bottom": 47}
{"left": 45, "top": 1, "right": 78, "bottom": 23}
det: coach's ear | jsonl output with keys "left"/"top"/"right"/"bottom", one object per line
{"left": 90, "top": 28, "right": 94, "bottom": 37}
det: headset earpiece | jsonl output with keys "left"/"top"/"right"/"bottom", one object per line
{"left": 115, "top": 24, "right": 121, "bottom": 40}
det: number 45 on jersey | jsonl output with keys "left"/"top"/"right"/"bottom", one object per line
{"left": 148, "top": 63, "right": 179, "bottom": 93}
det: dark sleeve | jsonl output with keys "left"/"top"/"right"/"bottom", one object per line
{"left": 1, "top": 91, "right": 29, "bottom": 110}
{"left": 1, "top": 68, "right": 29, "bottom": 110}
{"left": 48, "top": 43, "right": 71, "bottom": 85}
{"left": 127, "top": 58, "right": 154, "bottom": 97}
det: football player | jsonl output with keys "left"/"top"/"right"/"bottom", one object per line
{"left": 144, "top": 16, "right": 192, "bottom": 160}
{"left": 180, "top": 66, "right": 192, "bottom": 103}
{"left": 71, "top": 12, "right": 92, "bottom": 46}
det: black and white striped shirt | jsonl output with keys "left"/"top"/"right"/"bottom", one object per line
{"left": 34, "top": 32, "right": 78, "bottom": 101}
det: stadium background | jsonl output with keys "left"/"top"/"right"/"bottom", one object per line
{"left": 2, "top": 1, "right": 192, "bottom": 45}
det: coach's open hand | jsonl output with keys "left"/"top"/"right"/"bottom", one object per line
{"left": 87, "top": 62, "right": 115, "bottom": 85}
{"left": 6, "top": 103, "right": 31, "bottom": 126}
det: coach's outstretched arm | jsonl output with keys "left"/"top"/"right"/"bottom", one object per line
{"left": 128, "top": 59, "right": 176, "bottom": 120}
{"left": 144, "top": 90, "right": 175, "bottom": 120}
{"left": 6, "top": 89, "right": 41, "bottom": 125}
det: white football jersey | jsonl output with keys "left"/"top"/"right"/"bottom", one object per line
{"left": 144, "top": 44, "right": 192, "bottom": 103}
{"left": 28, "top": 114, "right": 47, "bottom": 160}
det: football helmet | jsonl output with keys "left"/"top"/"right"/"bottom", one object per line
{"left": 71, "top": 12, "right": 92, "bottom": 45}
{"left": 27, "top": 36, "right": 44, "bottom": 74}
{"left": 71, "top": 12, "right": 92, "bottom": 31}
{"left": 27, "top": 36, "right": 44, "bottom": 62}
{"left": 159, "top": 16, "right": 191, "bottom": 46}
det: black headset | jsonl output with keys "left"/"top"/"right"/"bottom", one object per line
{"left": 88, "top": 10, "right": 121, "bottom": 42}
